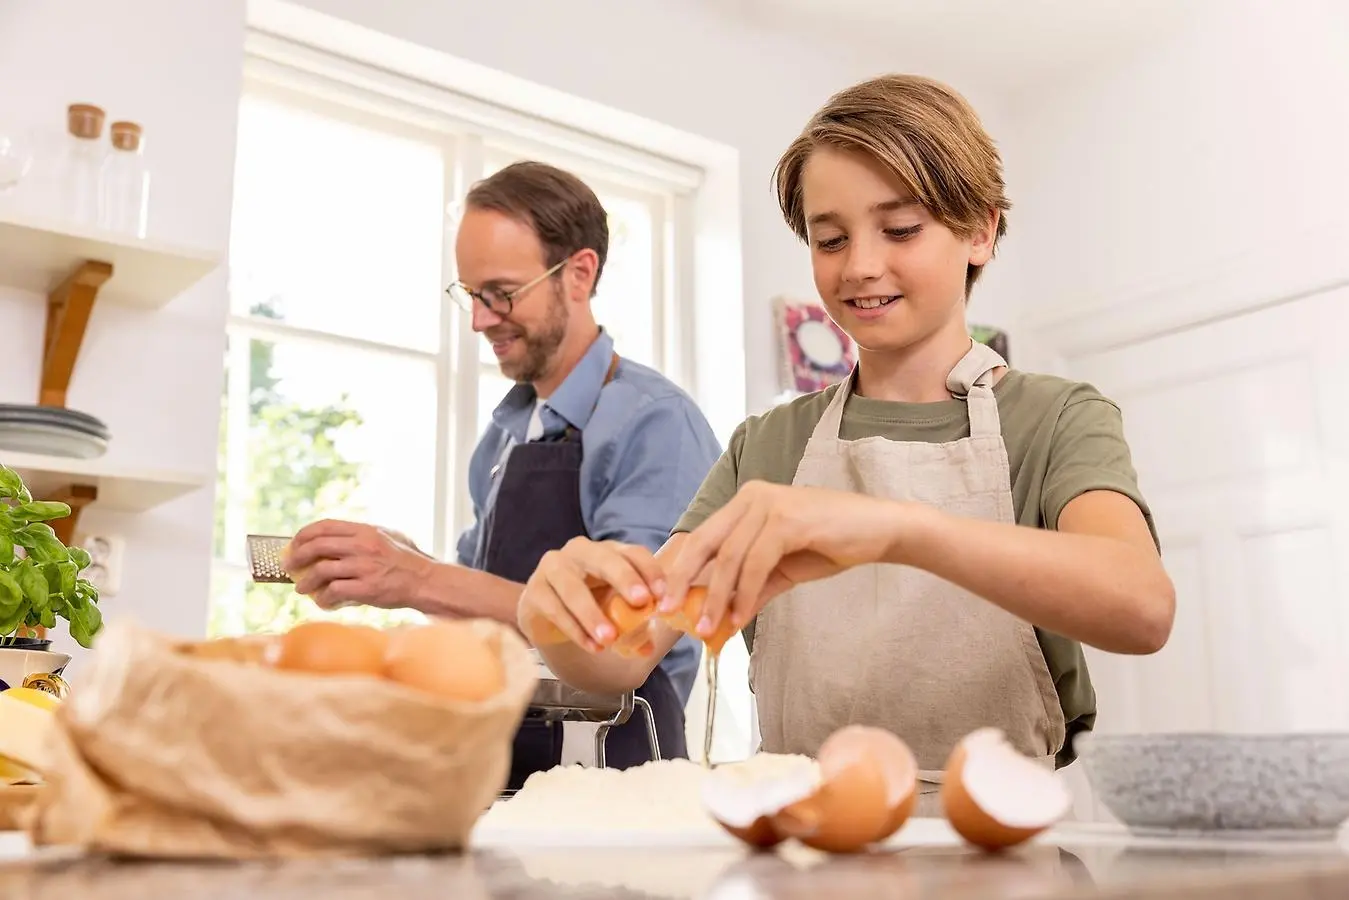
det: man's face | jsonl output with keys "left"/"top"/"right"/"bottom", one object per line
{"left": 454, "top": 207, "right": 568, "bottom": 384}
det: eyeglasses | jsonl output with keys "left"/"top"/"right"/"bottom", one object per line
{"left": 446, "top": 257, "right": 569, "bottom": 317}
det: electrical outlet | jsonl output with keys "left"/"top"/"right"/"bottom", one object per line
{"left": 74, "top": 532, "right": 125, "bottom": 597}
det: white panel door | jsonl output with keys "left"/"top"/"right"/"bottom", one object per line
{"left": 1048, "top": 285, "right": 1349, "bottom": 819}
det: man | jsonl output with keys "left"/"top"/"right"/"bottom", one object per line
{"left": 285, "top": 161, "right": 723, "bottom": 789}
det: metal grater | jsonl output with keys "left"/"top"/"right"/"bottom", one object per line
{"left": 245, "top": 534, "right": 294, "bottom": 584}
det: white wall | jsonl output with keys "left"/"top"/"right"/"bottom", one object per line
{"left": 0, "top": 0, "right": 245, "bottom": 656}
{"left": 998, "top": 0, "right": 1349, "bottom": 819}
{"left": 1004, "top": 0, "right": 1349, "bottom": 365}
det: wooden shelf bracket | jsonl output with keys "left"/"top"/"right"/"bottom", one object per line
{"left": 41, "top": 259, "right": 113, "bottom": 408}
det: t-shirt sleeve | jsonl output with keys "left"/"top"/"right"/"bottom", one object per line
{"left": 1041, "top": 393, "right": 1160, "bottom": 549}
{"left": 590, "top": 397, "right": 724, "bottom": 555}
{"left": 672, "top": 421, "right": 747, "bottom": 535}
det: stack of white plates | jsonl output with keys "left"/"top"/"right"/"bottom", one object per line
{"left": 0, "top": 404, "right": 109, "bottom": 459}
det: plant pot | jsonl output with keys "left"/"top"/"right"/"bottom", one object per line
{"left": 0, "top": 637, "right": 52, "bottom": 652}
{"left": 0, "top": 645, "right": 70, "bottom": 693}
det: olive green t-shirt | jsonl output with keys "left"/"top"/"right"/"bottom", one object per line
{"left": 672, "top": 370, "right": 1160, "bottom": 768}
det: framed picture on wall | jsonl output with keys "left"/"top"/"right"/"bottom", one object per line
{"left": 774, "top": 297, "right": 856, "bottom": 394}
{"left": 970, "top": 323, "right": 1010, "bottom": 365}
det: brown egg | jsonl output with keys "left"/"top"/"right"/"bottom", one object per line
{"left": 263, "top": 621, "right": 388, "bottom": 677}
{"left": 940, "top": 727, "right": 1071, "bottom": 851}
{"left": 771, "top": 725, "right": 918, "bottom": 853}
{"left": 383, "top": 621, "right": 505, "bottom": 703}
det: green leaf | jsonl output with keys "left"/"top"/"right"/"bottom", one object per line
{"left": 68, "top": 598, "right": 102, "bottom": 649}
{"left": 15, "top": 562, "right": 49, "bottom": 617}
{"left": 68, "top": 546, "right": 91, "bottom": 570}
{"left": 0, "top": 466, "right": 23, "bottom": 500}
{"left": 37, "top": 604, "right": 54, "bottom": 629}
{"left": 0, "top": 599, "right": 30, "bottom": 637}
{"left": 40, "top": 562, "right": 63, "bottom": 596}
{"left": 11, "top": 500, "right": 71, "bottom": 524}
{"left": 14, "top": 524, "right": 69, "bottom": 563}
{"left": 0, "top": 570, "right": 23, "bottom": 622}
{"left": 56, "top": 561, "right": 77, "bottom": 596}
{"left": 0, "top": 534, "right": 13, "bottom": 566}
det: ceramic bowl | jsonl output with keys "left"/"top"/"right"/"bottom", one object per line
{"left": 1075, "top": 732, "right": 1349, "bottom": 835}
{"left": 0, "top": 648, "right": 71, "bottom": 692}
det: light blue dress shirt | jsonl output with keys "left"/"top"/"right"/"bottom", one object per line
{"left": 457, "top": 330, "right": 723, "bottom": 705}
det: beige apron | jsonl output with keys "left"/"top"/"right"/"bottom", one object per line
{"left": 749, "top": 340, "right": 1065, "bottom": 816}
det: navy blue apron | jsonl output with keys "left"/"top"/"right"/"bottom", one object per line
{"left": 479, "top": 354, "right": 689, "bottom": 791}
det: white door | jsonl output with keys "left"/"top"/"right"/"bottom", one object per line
{"left": 1047, "top": 284, "right": 1349, "bottom": 820}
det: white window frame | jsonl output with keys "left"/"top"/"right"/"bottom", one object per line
{"left": 214, "top": 31, "right": 706, "bottom": 599}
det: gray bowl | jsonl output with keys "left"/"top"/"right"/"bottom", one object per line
{"left": 1074, "top": 732, "right": 1349, "bottom": 835}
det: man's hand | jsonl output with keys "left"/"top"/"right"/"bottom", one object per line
{"left": 284, "top": 519, "right": 436, "bottom": 611}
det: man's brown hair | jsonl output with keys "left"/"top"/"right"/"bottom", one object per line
{"left": 774, "top": 74, "right": 1011, "bottom": 295}
{"left": 465, "top": 161, "right": 610, "bottom": 295}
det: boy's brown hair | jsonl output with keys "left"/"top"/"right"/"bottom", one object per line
{"left": 774, "top": 74, "right": 1011, "bottom": 295}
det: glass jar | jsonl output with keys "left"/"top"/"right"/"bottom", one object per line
{"left": 0, "top": 128, "right": 35, "bottom": 196}
{"left": 99, "top": 121, "right": 150, "bottom": 238}
{"left": 55, "top": 103, "right": 105, "bottom": 228}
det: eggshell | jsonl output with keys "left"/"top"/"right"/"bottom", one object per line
{"left": 662, "top": 586, "right": 740, "bottom": 656}
{"left": 941, "top": 727, "right": 1071, "bottom": 851}
{"left": 700, "top": 755, "right": 822, "bottom": 851}
{"left": 771, "top": 725, "right": 918, "bottom": 853}
{"left": 382, "top": 620, "right": 506, "bottom": 703}
{"left": 533, "top": 585, "right": 741, "bottom": 657}
{"left": 264, "top": 621, "right": 388, "bottom": 677}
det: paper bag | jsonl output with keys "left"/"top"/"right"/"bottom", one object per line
{"left": 24, "top": 619, "right": 538, "bottom": 859}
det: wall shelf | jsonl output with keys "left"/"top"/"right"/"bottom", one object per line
{"left": 0, "top": 451, "right": 209, "bottom": 514}
{"left": 0, "top": 208, "right": 222, "bottom": 535}
{"left": 0, "top": 208, "right": 221, "bottom": 309}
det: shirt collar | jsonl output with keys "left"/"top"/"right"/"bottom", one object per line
{"left": 490, "top": 329, "right": 615, "bottom": 439}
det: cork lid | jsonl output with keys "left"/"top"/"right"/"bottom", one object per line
{"left": 66, "top": 104, "right": 105, "bottom": 141}
{"left": 110, "top": 121, "right": 143, "bottom": 152}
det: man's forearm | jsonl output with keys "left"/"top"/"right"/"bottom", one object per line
{"left": 411, "top": 562, "right": 525, "bottom": 630}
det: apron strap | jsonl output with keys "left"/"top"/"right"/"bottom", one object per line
{"left": 810, "top": 339, "right": 1006, "bottom": 444}
{"left": 945, "top": 338, "right": 1008, "bottom": 396}
{"left": 808, "top": 365, "right": 856, "bottom": 444}
{"left": 946, "top": 339, "right": 1007, "bottom": 439}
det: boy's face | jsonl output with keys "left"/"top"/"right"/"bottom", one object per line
{"left": 800, "top": 147, "right": 996, "bottom": 356}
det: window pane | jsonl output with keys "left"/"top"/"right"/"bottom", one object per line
{"left": 478, "top": 371, "right": 516, "bottom": 438}
{"left": 592, "top": 191, "right": 658, "bottom": 369}
{"left": 209, "top": 335, "right": 440, "bottom": 636}
{"left": 231, "top": 91, "right": 446, "bottom": 352}
{"left": 478, "top": 327, "right": 498, "bottom": 368}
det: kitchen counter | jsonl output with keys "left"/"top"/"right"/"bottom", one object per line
{"left": 1, "top": 820, "right": 1348, "bottom": 898}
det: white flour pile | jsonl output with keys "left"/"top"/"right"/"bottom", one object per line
{"left": 478, "top": 753, "right": 817, "bottom": 836}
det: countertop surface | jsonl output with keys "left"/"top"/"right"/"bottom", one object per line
{"left": 2, "top": 819, "right": 1349, "bottom": 898}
